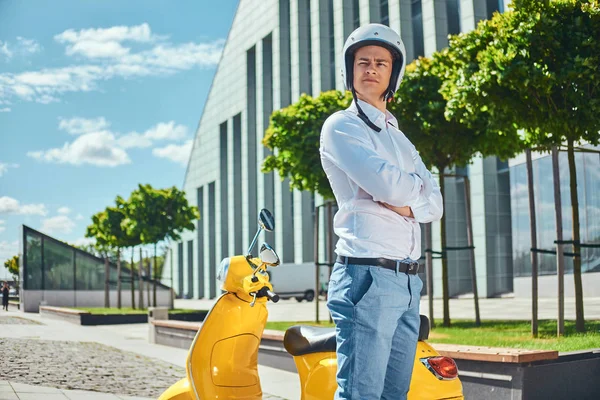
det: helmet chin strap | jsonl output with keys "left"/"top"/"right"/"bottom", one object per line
{"left": 352, "top": 88, "right": 382, "bottom": 133}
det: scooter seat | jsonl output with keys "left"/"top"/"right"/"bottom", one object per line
{"left": 283, "top": 325, "right": 336, "bottom": 356}
{"left": 284, "top": 315, "right": 430, "bottom": 357}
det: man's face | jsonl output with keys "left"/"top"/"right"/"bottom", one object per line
{"left": 353, "top": 45, "right": 393, "bottom": 100}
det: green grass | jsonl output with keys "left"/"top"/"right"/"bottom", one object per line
{"left": 73, "top": 307, "right": 205, "bottom": 315}
{"left": 265, "top": 319, "right": 600, "bottom": 352}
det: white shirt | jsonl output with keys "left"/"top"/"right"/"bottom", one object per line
{"left": 319, "top": 99, "right": 443, "bottom": 261}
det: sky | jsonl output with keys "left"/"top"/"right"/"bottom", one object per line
{"left": 0, "top": 0, "right": 239, "bottom": 278}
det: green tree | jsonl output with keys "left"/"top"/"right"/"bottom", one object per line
{"left": 444, "top": 0, "right": 600, "bottom": 332}
{"left": 389, "top": 47, "right": 523, "bottom": 326}
{"left": 124, "top": 184, "right": 199, "bottom": 305}
{"left": 86, "top": 208, "right": 128, "bottom": 308}
{"left": 115, "top": 195, "right": 143, "bottom": 309}
{"left": 263, "top": 90, "right": 353, "bottom": 199}
{"left": 3, "top": 255, "right": 20, "bottom": 294}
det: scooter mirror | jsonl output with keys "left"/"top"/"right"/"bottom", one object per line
{"left": 258, "top": 209, "right": 275, "bottom": 232}
{"left": 259, "top": 242, "right": 280, "bottom": 267}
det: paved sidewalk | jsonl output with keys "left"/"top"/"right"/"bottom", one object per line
{"left": 0, "top": 311, "right": 297, "bottom": 400}
{"left": 0, "top": 380, "right": 151, "bottom": 400}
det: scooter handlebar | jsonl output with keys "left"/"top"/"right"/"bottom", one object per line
{"left": 266, "top": 289, "right": 280, "bottom": 303}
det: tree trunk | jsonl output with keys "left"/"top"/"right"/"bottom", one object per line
{"left": 130, "top": 247, "right": 135, "bottom": 309}
{"left": 104, "top": 256, "right": 110, "bottom": 308}
{"left": 424, "top": 222, "right": 435, "bottom": 328}
{"left": 526, "top": 149, "right": 539, "bottom": 337}
{"left": 551, "top": 147, "right": 565, "bottom": 337}
{"left": 567, "top": 140, "right": 585, "bottom": 332}
{"left": 463, "top": 176, "right": 480, "bottom": 326}
{"left": 146, "top": 252, "right": 151, "bottom": 308}
{"left": 117, "top": 248, "right": 122, "bottom": 309}
{"left": 138, "top": 248, "right": 144, "bottom": 309}
{"left": 153, "top": 243, "right": 158, "bottom": 307}
{"left": 439, "top": 170, "right": 450, "bottom": 327}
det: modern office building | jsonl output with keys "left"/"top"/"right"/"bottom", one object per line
{"left": 165, "top": 0, "right": 600, "bottom": 300}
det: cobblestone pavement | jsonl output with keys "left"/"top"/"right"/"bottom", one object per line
{"left": 0, "top": 316, "right": 42, "bottom": 325}
{"left": 0, "top": 338, "right": 184, "bottom": 398}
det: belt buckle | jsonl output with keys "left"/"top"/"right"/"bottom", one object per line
{"left": 407, "top": 261, "right": 417, "bottom": 274}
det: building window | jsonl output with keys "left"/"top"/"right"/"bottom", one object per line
{"left": 329, "top": 0, "right": 336, "bottom": 89}
{"left": 187, "top": 240, "right": 194, "bottom": 298}
{"left": 306, "top": 0, "right": 313, "bottom": 95}
{"left": 178, "top": 242, "right": 184, "bottom": 296}
{"left": 487, "top": 0, "right": 502, "bottom": 19}
{"left": 353, "top": 0, "right": 360, "bottom": 29}
{"left": 446, "top": 0, "right": 461, "bottom": 35}
{"left": 380, "top": 0, "right": 389, "bottom": 26}
{"left": 411, "top": 0, "right": 424, "bottom": 58}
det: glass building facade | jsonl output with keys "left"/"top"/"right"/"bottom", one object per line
{"left": 22, "top": 225, "right": 141, "bottom": 291}
{"left": 510, "top": 147, "right": 600, "bottom": 277}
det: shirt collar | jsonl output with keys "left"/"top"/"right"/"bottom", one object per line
{"left": 348, "top": 98, "right": 399, "bottom": 130}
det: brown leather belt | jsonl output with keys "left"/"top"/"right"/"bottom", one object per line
{"left": 336, "top": 256, "right": 420, "bottom": 275}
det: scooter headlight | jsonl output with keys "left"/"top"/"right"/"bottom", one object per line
{"left": 217, "top": 257, "right": 230, "bottom": 282}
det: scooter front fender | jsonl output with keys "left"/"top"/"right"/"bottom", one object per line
{"left": 158, "top": 378, "right": 193, "bottom": 400}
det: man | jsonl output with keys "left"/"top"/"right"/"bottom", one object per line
{"left": 320, "top": 23, "right": 443, "bottom": 399}
{"left": 2, "top": 282, "right": 9, "bottom": 311}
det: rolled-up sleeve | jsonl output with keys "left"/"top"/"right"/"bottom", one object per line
{"left": 320, "top": 112, "right": 423, "bottom": 206}
{"left": 409, "top": 147, "right": 444, "bottom": 223}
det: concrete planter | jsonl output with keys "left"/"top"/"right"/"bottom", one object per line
{"left": 39, "top": 306, "right": 208, "bottom": 326}
{"left": 453, "top": 348, "right": 600, "bottom": 400}
{"left": 167, "top": 311, "right": 208, "bottom": 322}
{"left": 148, "top": 320, "right": 600, "bottom": 399}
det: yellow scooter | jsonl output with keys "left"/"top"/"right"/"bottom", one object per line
{"left": 158, "top": 209, "right": 463, "bottom": 400}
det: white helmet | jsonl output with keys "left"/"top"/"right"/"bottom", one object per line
{"left": 341, "top": 23, "right": 407, "bottom": 101}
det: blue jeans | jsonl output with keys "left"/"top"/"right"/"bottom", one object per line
{"left": 327, "top": 261, "right": 423, "bottom": 400}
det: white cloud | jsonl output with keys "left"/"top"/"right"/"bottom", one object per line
{"left": 57, "top": 207, "right": 71, "bottom": 215}
{"left": 0, "top": 42, "right": 12, "bottom": 59}
{"left": 41, "top": 215, "right": 76, "bottom": 235}
{"left": 118, "top": 121, "right": 187, "bottom": 149}
{"left": 71, "top": 237, "right": 95, "bottom": 247}
{"left": 0, "top": 241, "right": 19, "bottom": 266}
{"left": 0, "top": 220, "right": 4, "bottom": 234}
{"left": 0, "top": 107, "right": 10, "bottom": 112}
{"left": 0, "top": 196, "right": 47, "bottom": 216}
{"left": 0, "top": 23, "right": 223, "bottom": 106}
{"left": 59, "top": 116, "right": 110, "bottom": 135}
{"left": 143, "top": 121, "right": 187, "bottom": 140}
{"left": 0, "top": 37, "right": 41, "bottom": 61}
{"left": 29, "top": 117, "right": 190, "bottom": 168}
{"left": 75, "top": 214, "right": 84, "bottom": 221}
{"left": 27, "top": 131, "right": 131, "bottom": 167}
{"left": 152, "top": 140, "right": 193, "bottom": 166}
{"left": 16, "top": 37, "right": 41, "bottom": 55}
{"left": 117, "top": 132, "right": 153, "bottom": 149}
{"left": 54, "top": 23, "right": 158, "bottom": 60}
{"left": 0, "top": 162, "right": 19, "bottom": 177}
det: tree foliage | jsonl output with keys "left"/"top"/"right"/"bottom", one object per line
{"left": 3, "top": 255, "right": 19, "bottom": 278}
{"left": 444, "top": 0, "right": 600, "bottom": 149}
{"left": 262, "top": 90, "right": 352, "bottom": 200}
{"left": 390, "top": 54, "right": 522, "bottom": 173}
{"left": 123, "top": 184, "right": 199, "bottom": 246}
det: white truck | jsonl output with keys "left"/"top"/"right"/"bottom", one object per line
{"left": 267, "top": 262, "right": 330, "bottom": 302}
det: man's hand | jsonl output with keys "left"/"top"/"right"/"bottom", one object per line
{"left": 380, "top": 203, "right": 414, "bottom": 218}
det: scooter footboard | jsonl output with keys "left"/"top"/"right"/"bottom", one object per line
{"left": 292, "top": 351, "right": 338, "bottom": 400}
{"left": 158, "top": 378, "right": 193, "bottom": 400}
